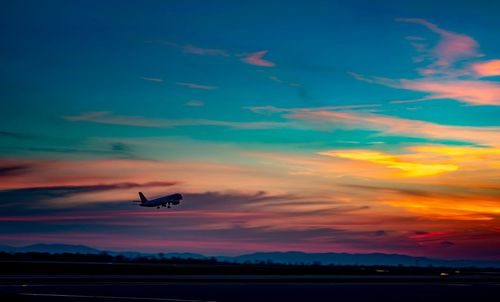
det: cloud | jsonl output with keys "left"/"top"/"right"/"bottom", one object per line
{"left": 141, "top": 77, "right": 163, "bottom": 83}
{"left": 350, "top": 72, "right": 500, "bottom": 106}
{"left": 158, "top": 41, "right": 228, "bottom": 57}
{"left": 0, "top": 164, "right": 34, "bottom": 177}
{"left": 64, "top": 111, "right": 290, "bottom": 129}
{"left": 185, "top": 100, "right": 205, "bottom": 107}
{"left": 254, "top": 106, "right": 500, "bottom": 146}
{"left": 397, "top": 18, "right": 482, "bottom": 67}
{"left": 0, "top": 131, "right": 34, "bottom": 140}
{"left": 241, "top": 50, "right": 275, "bottom": 67}
{"left": 247, "top": 104, "right": 381, "bottom": 115}
{"left": 340, "top": 186, "right": 500, "bottom": 222}
{"left": 64, "top": 111, "right": 111, "bottom": 121}
{"left": 176, "top": 82, "right": 217, "bottom": 90}
{"left": 349, "top": 19, "right": 500, "bottom": 106}
{"left": 183, "top": 44, "right": 229, "bottom": 56}
{"left": 0, "top": 181, "right": 178, "bottom": 208}
{"left": 0, "top": 156, "right": 497, "bottom": 257}
{"left": 398, "top": 79, "right": 500, "bottom": 106}
{"left": 155, "top": 40, "right": 280, "bottom": 69}
{"left": 319, "top": 149, "right": 458, "bottom": 177}
{"left": 268, "top": 75, "right": 283, "bottom": 83}
{"left": 471, "top": 59, "right": 500, "bottom": 77}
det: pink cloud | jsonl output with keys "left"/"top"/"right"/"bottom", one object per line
{"left": 347, "top": 19, "right": 500, "bottom": 106}
{"left": 397, "top": 18, "right": 482, "bottom": 66}
{"left": 242, "top": 50, "right": 275, "bottom": 67}
{"left": 159, "top": 41, "right": 228, "bottom": 57}
{"left": 183, "top": 44, "right": 229, "bottom": 56}
{"left": 281, "top": 109, "right": 500, "bottom": 146}
{"left": 399, "top": 79, "right": 500, "bottom": 105}
{"left": 351, "top": 73, "right": 500, "bottom": 106}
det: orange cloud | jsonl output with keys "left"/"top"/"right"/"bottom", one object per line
{"left": 386, "top": 195, "right": 499, "bottom": 221}
{"left": 471, "top": 59, "right": 500, "bottom": 77}
{"left": 409, "top": 145, "right": 500, "bottom": 158}
{"left": 319, "top": 150, "right": 458, "bottom": 177}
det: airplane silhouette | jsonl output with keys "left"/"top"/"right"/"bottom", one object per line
{"left": 133, "top": 192, "right": 183, "bottom": 209}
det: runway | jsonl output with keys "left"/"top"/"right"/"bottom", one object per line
{"left": 1, "top": 281, "right": 499, "bottom": 302}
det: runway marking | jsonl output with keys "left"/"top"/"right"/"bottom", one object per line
{"left": 19, "top": 293, "right": 218, "bottom": 302}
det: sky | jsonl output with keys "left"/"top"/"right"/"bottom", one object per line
{"left": 1, "top": 0, "right": 500, "bottom": 259}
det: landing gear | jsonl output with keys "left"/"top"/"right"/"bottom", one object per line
{"left": 167, "top": 203, "right": 171, "bottom": 208}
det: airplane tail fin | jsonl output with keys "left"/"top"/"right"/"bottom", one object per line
{"left": 138, "top": 192, "right": 148, "bottom": 203}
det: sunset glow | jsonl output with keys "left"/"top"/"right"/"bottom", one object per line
{"left": 1, "top": 0, "right": 499, "bottom": 260}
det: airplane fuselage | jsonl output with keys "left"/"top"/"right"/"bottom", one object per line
{"left": 138, "top": 193, "right": 183, "bottom": 208}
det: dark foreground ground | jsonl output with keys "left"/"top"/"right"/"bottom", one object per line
{"left": 1, "top": 257, "right": 500, "bottom": 301}
{"left": 1, "top": 280, "right": 500, "bottom": 302}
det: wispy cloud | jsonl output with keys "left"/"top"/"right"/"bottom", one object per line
{"left": 268, "top": 75, "right": 283, "bottom": 83}
{"left": 158, "top": 41, "right": 228, "bottom": 56}
{"left": 241, "top": 50, "right": 275, "bottom": 67}
{"left": 350, "top": 19, "right": 500, "bottom": 106}
{"left": 249, "top": 105, "right": 500, "bottom": 146}
{"left": 64, "top": 111, "right": 111, "bottom": 121}
{"left": 185, "top": 100, "right": 205, "bottom": 107}
{"left": 0, "top": 181, "right": 178, "bottom": 209}
{"left": 397, "top": 18, "right": 482, "bottom": 68}
{"left": 176, "top": 82, "right": 217, "bottom": 90}
{"left": 398, "top": 79, "right": 500, "bottom": 105}
{"left": 319, "top": 149, "right": 458, "bottom": 177}
{"left": 64, "top": 111, "right": 289, "bottom": 129}
{"left": 154, "top": 40, "right": 280, "bottom": 69}
{"left": 141, "top": 76, "right": 164, "bottom": 83}
{"left": 0, "top": 131, "right": 35, "bottom": 140}
{"left": 247, "top": 104, "right": 381, "bottom": 115}
{"left": 183, "top": 44, "right": 229, "bottom": 56}
{"left": 352, "top": 72, "right": 500, "bottom": 106}
{"left": 0, "top": 164, "right": 34, "bottom": 177}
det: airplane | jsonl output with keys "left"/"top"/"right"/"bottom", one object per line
{"left": 133, "top": 192, "right": 183, "bottom": 209}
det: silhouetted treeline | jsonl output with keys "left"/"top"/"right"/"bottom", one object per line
{"left": 0, "top": 251, "right": 219, "bottom": 265}
{"left": 1, "top": 251, "right": 498, "bottom": 277}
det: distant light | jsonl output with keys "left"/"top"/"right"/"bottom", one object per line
{"left": 440, "top": 272, "right": 449, "bottom": 276}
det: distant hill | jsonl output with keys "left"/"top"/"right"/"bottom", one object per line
{"left": 0, "top": 244, "right": 498, "bottom": 268}
{"left": 0, "top": 243, "right": 101, "bottom": 254}
{"left": 221, "top": 251, "right": 500, "bottom": 268}
{"left": 164, "top": 252, "right": 208, "bottom": 259}
{"left": 0, "top": 244, "right": 206, "bottom": 260}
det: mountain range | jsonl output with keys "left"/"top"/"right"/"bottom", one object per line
{"left": 1, "top": 243, "right": 499, "bottom": 268}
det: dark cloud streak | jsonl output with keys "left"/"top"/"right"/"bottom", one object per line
{"left": 0, "top": 164, "right": 34, "bottom": 177}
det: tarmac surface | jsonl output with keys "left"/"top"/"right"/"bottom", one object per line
{"left": 1, "top": 280, "right": 500, "bottom": 302}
